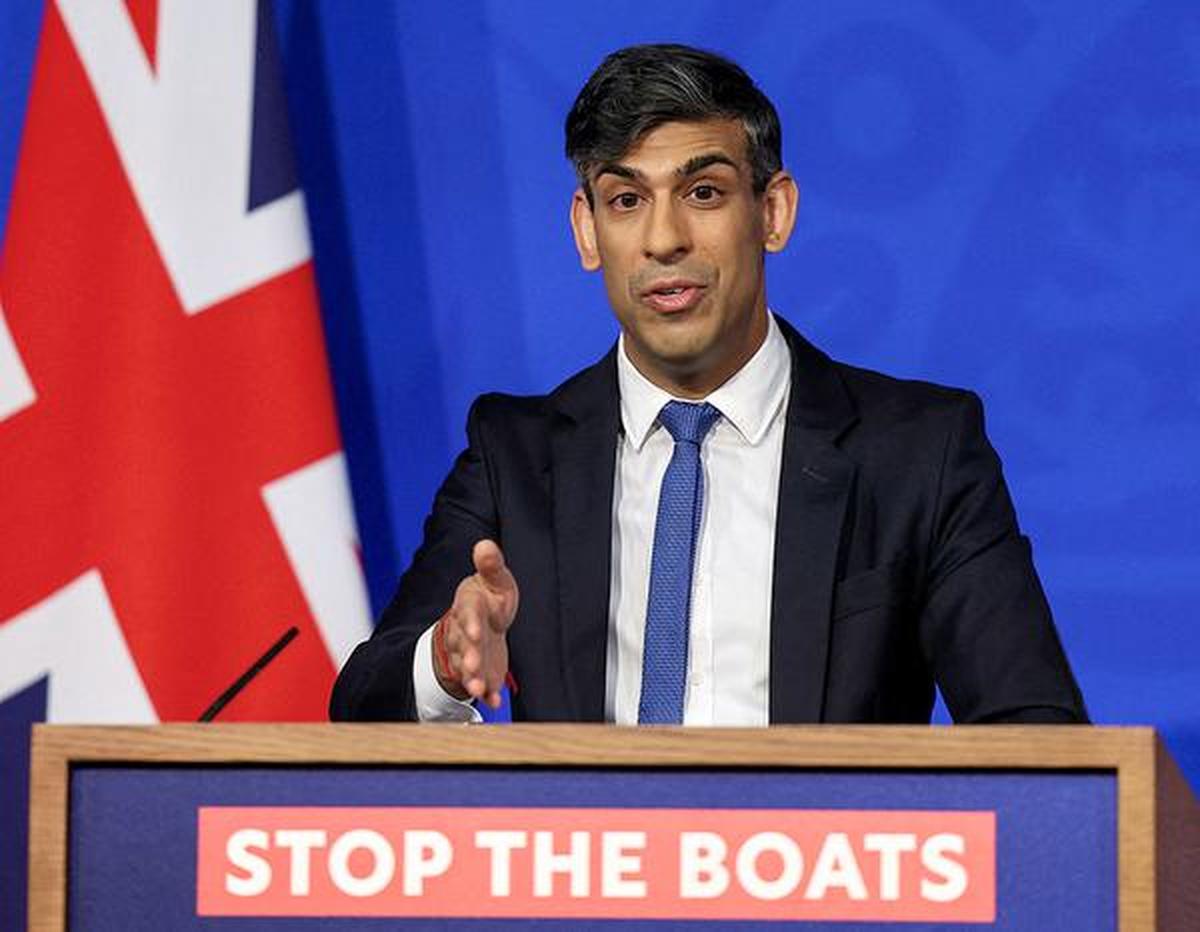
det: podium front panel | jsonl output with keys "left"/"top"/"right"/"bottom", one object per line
{"left": 66, "top": 763, "right": 1116, "bottom": 930}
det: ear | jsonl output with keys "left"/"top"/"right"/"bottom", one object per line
{"left": 570, "top": 188, "right": 602, "bottom": 271}
{"left": 760, "top": 170, "right": 799, "bottom": 254}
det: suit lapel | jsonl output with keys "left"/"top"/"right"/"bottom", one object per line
{"left": 549, "top": 349, "right": 620, "bottom": 721}
{"left": 769, "top": 319, "right": 859, "bottom": 723}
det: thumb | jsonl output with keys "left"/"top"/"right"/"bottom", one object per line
{"left": 473, "top": 539, "right": 517, "bottom": 596}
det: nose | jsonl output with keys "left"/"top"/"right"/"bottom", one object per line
{"left": 642, "top": 197, "right": 690, "bottom": 263}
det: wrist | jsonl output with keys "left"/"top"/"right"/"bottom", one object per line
{"left": 432, "top": 614, "right": 470, "bottom": 701}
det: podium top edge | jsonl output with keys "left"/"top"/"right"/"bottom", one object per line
{"left": 28, "top": 723, "right": 1161, "bottom": 771}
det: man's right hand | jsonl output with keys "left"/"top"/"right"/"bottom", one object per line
{"left": 432, "top": 539, "right": 520, "bottom": 708}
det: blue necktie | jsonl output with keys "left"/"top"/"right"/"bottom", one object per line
{"left": 638, "top": 401, "right": 721, "bottom": 724}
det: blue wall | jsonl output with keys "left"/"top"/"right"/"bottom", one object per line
{"left": 271, "top": 0, "right": 1200, "bottom": 769}
{"left": 3, "top": 0, "right": 1196, "bottom": 769}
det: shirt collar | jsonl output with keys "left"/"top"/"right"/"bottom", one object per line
{"left": 617, "top": 312, "right": 792, "bottom": 451}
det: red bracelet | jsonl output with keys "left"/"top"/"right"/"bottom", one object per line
{"left": 431, "top": 614, "right": 456, "bottom": 686}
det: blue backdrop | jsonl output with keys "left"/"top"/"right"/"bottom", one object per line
{"left": 266, "top": 0, "right": 1199, "bottom": 765}
{"left": 1, "top": 2, "right": 1197, "bottom": 915}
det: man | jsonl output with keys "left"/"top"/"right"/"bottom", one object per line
{"left": 330, "top": 44, "right": 1086, "bottom": 725}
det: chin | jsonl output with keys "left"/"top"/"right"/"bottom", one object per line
{"left": 647, "top": 313, "right": 715, "bottom": 346}
{"left": 644, "top": 333, "right": 711, "bottom": 366}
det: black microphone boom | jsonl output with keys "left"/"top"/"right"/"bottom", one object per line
{"left": 197, "top": 625, "right": 300, "bottom": 722}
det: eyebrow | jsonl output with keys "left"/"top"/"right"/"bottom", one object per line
{"left": 592, "top": 151, "right": 742, "bottom": 185}
{"left": 678, "top": 153, "right": 741, "bottom": 177}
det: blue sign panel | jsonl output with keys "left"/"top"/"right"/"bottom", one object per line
{"left": 67, "top": 765, "right": 1114, "bottom": 930}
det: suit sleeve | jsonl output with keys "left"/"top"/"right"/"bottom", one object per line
{"left": 918, "top": 392, "right": 1089, "bottom": 724}
{"left": 329, "top": 397, "right": 500, "bottom": 721}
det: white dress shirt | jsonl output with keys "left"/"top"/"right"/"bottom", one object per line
{"left": 413, "top": 313, "right": 791, "bottom": 724}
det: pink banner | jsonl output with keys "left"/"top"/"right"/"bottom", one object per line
{"left": 197, "top": 806, "right": 994, "bottom": 922}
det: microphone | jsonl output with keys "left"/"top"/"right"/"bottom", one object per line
{"left": 197, "top": 625, "right": 299, "bottom": 722}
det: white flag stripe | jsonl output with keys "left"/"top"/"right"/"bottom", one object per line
{"left": 56, "top": 0, "right": 311, "bottom": 314}
{"left": 0, "top": 297, "right": 36, "bottom": 422}
{"left": 0, "top": 571, "right": 157, "bottom": 722}
{"left": 262, "top": 453, "right": 372, "bottom": 669}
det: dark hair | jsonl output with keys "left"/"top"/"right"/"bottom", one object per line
{"left": 565, "top": 43, "right": 782, "bottom": 203}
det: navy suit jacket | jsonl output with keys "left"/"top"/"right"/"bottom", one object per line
{"left": 330, "top": 317, "right": 1087, "bottom": 724}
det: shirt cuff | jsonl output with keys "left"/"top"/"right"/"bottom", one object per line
{"left": 413, "top": 622, "right": 482, "bottom": 723}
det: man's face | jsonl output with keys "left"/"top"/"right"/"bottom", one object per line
{"left": 570, "top": 119, "right": 796, "bottom": 396}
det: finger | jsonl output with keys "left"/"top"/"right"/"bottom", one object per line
{"left": 472, "top": 539, "right": 517, "bottom": 596}
{"left": 464, "top": 675, "right": 486, "bottom": 700}
{"left": 485, "top": 689, "right": 502, "bottom": 709}
{"left": 454, "top": 587, "right": 487, "bottom": 643}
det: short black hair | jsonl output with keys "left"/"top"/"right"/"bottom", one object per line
{"left": 565, "top": 43, "right": 783, "bottom": 204}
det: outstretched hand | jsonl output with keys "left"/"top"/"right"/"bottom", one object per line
{"left": 432, "top": 539, "right": 520, "bottom": 708}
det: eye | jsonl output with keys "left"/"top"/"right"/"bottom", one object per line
{"left": 687, "top": 184, "right": 723, "bottom": 204}
{"left": 608, "top": 191, "right": 642, "bottom": 211}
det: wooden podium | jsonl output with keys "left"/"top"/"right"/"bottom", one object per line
{"left": 28, "top": 724, "right": 1199, "bottom": 930}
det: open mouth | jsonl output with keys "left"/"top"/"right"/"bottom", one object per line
{"left": 643, "top": 284, "right": 706, "bottom": 313}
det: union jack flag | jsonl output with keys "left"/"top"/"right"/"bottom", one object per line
{"left": 0, "top": 0, "right": 370, "bottom": 724}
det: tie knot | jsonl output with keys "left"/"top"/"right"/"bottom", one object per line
{"left": 657, "top": 401, "right": 721, "bottom": 445}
